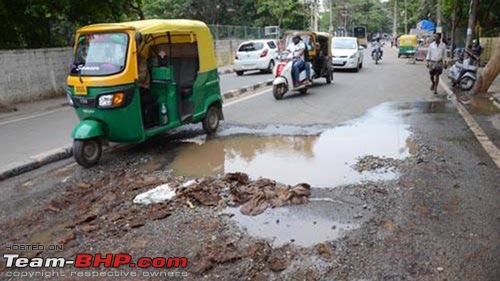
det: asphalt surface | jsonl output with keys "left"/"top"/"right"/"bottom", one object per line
{"left": 1, "top": 47, "right": 499, "bottom": 280}
{"left": 224, "top": 48, "right": 439, "bottom": 125}
{"left": 0, "top": 71, "right": 273, "bottom": 168}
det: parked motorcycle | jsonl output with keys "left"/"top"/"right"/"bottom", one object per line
{"left": 372, "top": 48, "right": 382, "bottom": 64}
{"left": 448, "top": 50, "right": 478, "bottom": 91}
{"left": 272, "top": 52, "right": 315, "bottom": 100}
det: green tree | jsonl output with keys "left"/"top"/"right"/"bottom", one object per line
{"left": 255, "top": 0, "right": 305, "bottom": 29}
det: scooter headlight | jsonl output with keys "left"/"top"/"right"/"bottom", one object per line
{"left": 98, "top": 93, "right": 125, "bottom": 108}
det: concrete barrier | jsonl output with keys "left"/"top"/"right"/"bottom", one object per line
{"left": 0, "top": 47, "right": 73, "bottom": 104}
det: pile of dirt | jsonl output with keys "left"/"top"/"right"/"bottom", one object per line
{"left": 1, "top": 171, "right": 310, "bottom": 256}
{"left": 224, "top": 172, "right": 311, "bottom": 216}
{"left": 174, "top": 172, "right": 311, "bottom": 216}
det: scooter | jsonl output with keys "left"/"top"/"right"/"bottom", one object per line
{"left": 272, "top": 52, "right": 315, "bottom": 100}
{"left": 448, "top": 56, "right": 477, "bottom": 91}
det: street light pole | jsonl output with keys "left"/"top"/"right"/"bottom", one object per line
{"left": 329, "top": 0, "right": 334, "bottom": 33}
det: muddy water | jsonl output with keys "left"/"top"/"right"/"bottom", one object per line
{"left": 225, "top": 196, "right": 368, "bottom": 247}
{"left": 168, "top": 103, "right": 412, "bottom": 187}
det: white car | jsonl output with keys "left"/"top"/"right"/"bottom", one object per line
{"left": 233, "top": 40, "right": 278, "bottom": 76}
{"left": 331, "top": 37, "right": 364, "bottom": 72}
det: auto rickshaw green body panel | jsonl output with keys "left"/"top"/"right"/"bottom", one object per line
{"left": 67, "top": 19, "right": 224, "bottom": 167}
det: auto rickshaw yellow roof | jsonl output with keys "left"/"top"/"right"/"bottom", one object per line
{"left": 400, "top": 34, "right": 417, "bottom": 39}
{"left": 77, "top": 19, "right": 210, "bottom": 35}
{"left": 315, "top": 32, "right": 332, "bottom": 38}
{"left": 76, "top": 19, "right": 217, "bottom": 72}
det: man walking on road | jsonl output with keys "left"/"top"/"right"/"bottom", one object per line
{"left": 426, "top": 33, "right": 447, "bottom": 94}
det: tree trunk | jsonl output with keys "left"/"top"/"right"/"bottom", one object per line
{"left": 473, "top": 39, "right": 500, "bottom": 94}
{"left": 450, "top": 0, "right": 456, "bottom": 51}
{"left": 465, "top": 0, "right": 479, "bottom": 48}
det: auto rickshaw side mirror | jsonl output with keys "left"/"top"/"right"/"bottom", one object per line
{"left": 135, "top": 32, "right": 143, "bottom": 44}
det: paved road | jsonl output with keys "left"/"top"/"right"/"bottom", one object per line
{"left": 225, "top": 48, "right": 438, "bottom": 125}
{"left": 1, "top": 46, "right": 499, "bottom": 280}
{"left": 0, "top": 71, "right": 272, "bottom": 168}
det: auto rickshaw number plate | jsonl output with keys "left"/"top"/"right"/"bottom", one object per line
{"left": 75, "top": 85, "right": 87, "bottom": 96}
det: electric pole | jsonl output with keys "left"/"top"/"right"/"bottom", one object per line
{"left": 393, "top": 0, "right": 398, "bottom": 37}
{"left": 404, "top": 0, "right": 408, "bottom": 34}
{"left": 466, "top": 0, "right": 479, "bottom": 48}
{"left": 437, "top": 0, "right": 443, "bottom": 34}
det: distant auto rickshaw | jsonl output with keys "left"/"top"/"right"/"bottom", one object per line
{"left": 67, "top": 19, "right": 224, "bottom": 167}
{"left": 272, "top": 31, "right": 333, "bottom": 99}
{"left": 398, "top": 35, "right": 417, "bottom": 58}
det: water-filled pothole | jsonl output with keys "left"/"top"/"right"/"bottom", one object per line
{"left": 225, "top": 196, "right": 369, "bottom": 247}
{"left": 168, "top": 103, "right": 412, "bottom": 187}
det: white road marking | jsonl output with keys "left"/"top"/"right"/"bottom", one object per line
{"left": 440, "top": 80, "right": 500, "bottom": 169}
{"left": 224, "top": 88, "right": 272, "bottom": 107}
{"left": 0, "top": 107, "right": 71, "bottom": 126}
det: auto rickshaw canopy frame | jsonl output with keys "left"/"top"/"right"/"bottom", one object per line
{"left": 74, "top": 19, "right": 217, "bottom": 73}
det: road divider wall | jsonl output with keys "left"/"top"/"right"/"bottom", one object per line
{"left": 0, "top": 39, "right": 247, "bottom": 105}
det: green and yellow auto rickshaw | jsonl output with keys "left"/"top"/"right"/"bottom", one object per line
{"left": 67, "top": 19, "right": 224, "bottom": 167}
{"left": 398, "top": 34, "right": 417, "bottom": 58}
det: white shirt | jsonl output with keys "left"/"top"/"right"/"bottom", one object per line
{"left": 287, "top": 41, "right": 306, "bottom": 60}
{"left": 372, "top": 41, "right": 382, "bottom": 49}
{"left": 426, "top": 41, "right": 446, "bottom": 61}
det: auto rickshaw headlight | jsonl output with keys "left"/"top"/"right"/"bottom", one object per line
{"left": 98, "top": 94, "right": 114, "bottom": 108}
{"left": 98, "top": 92, "right": 125, "bottom": 108}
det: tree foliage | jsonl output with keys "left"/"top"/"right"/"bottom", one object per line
{"left": 319, "top": 0, "right": 392, "bottom": 34}
{"left": 2, "top": 0, "right": 496, "bottom": 49}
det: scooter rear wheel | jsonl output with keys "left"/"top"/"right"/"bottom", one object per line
{"left": 73, "top": 138, "right": 102, "bottom": 168}
{"left": 460, "top": 77, "right": 475, "bottom": 91}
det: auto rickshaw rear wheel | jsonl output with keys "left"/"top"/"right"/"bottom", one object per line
{"left": 326, "top": 70, "right": 333, "bottom": 84}
{"left": 73, "top": 138, "right": 102, "bottom": 168}
{"left": 203, "top": 105, "right": 221, "bottom": 134}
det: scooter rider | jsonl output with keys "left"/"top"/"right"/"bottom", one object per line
{"left": 371, "top": 37, "right": 383, "bottom": 59}
{"left": 287, "top": 35, "right": 312, "bottom": 87}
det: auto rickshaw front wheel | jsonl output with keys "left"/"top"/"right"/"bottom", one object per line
{"left": 73, "top": 138, "right": 102, "bottom": 168}
{"left": 203, "top": 105, "right": 221, "bottom": 134}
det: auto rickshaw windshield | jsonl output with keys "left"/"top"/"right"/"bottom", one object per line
{"left": 70, "top": 32, "right": 129, "bottom": 76}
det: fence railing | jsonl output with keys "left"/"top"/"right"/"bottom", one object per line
{"left": 208, "top": 25, "right": 277, "bottom": 40}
